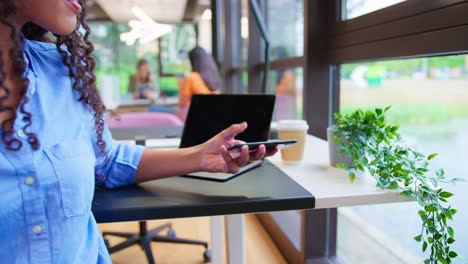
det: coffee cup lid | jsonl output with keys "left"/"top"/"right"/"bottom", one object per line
{"left": 277, "top": 120, "right": 309, "bottom": 130}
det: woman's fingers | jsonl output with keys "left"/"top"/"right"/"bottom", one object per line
{"left": 265, "top": 146, "right": 278, "bottom": 157}
{"left": 235, "top": 145, "right": 250, "bottom": 167}
{"left": 218, "top": 122, "right": 247, "bottom": 141}
{"left": 220, "top": 145, "right": 239, "bottom": 173}
{"left": 250, "top": 144, "right": 266, "bottom": 161}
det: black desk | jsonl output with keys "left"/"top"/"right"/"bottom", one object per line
{"left": 93, "top": 160, "right": 315, "bottom": 223}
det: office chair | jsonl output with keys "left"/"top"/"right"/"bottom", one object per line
{"left": 103, "top": 112, "right": 211, "bottom": 264}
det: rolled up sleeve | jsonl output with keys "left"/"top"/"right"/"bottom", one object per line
{"left": 94, "top": 125, "right": 146, "bottom": 188}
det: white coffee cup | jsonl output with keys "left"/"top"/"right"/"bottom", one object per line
{"left": 277, "top": 120, "right": 309, "bottom": 164}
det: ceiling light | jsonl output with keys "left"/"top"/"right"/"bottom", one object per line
{"left": 120, "top": 6, "right": 172, "bottom": 46}
{"left": 201, "top": 9, "right": 212, "bottom": 20}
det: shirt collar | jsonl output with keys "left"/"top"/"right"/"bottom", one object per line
{"left": 22, "top": 38, "right": 37, "bottom": 77}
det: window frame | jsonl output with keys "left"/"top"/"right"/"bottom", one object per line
{"left": 254, "top": 0, "right": 468, "bottom": 263}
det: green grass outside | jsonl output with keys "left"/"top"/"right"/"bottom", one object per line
{"left": 341, "top": 103, "right": 468, "bottom": 125}
{"left": 340, "top": 103, "right": 468, "bottom": 140}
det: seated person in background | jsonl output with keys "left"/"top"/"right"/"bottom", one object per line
{"left": 128, "top": 59, "right": 155, "bottom": 100}
{"left": 274, "top": 47, "right": 297, "bottom": 120}
{"left": 275, "top": 69, "right": 297, "bottom": 120}
{"left": 179, "top": 46, "right": 221, "bottom": 109}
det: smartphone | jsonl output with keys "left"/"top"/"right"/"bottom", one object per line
{"left": 227, "top": 140, "right": 298, "bottom": 152}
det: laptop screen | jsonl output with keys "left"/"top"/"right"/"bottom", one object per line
{"left": 179, "top": 94, "right": 276, "bottom": 148}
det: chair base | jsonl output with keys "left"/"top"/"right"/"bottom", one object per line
{"left": 103, "top": 221, "right": 211, "bottom": 264}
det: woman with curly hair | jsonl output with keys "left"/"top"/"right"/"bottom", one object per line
{"left": 0, "top": 0, "right": 276, "bottom": 263}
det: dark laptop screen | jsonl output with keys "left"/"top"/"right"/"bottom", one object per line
{"left": 179, "top": 94, "right": 276, "bottom": 148}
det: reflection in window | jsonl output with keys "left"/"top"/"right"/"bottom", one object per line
{"left": 338, "top": 55, "right": 468, "bottom": 263}
{"left": 267, "top": 0, "right": 304, "bottom": 60}
{"left": 343, "top": 0, "right": 406, "bottom": 20}
{"left": 269, "top": 68, "right": 303, "bottom": 121}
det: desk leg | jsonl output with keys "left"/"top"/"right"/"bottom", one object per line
{"left": 304, "top": 208, "right": 345, "bottom": 264}
{"left": 210, "top": 216, "right": 224, "bottom": 264}
{"left": 225, "top": 214, "right": 246, "bottom": 264}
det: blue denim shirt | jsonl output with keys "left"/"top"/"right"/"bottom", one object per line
{"left": 0, "top": 38, "right": 145, "bottom": 263}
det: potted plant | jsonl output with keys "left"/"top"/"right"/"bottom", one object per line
{"left": 329, "top": 106, "right": 463, "bottom": 264}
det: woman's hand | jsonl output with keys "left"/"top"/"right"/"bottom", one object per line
{"left": 196, "top": 122, "right": 278, "bottom": 173}
{"left": 135, "top": 122, "right": 279, "bottom": 183}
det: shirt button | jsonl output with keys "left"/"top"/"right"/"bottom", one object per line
{"left": 17, "top": 129, "right": 26, "bottom": 138}
{"left": 32, "top": 225, "right": 42, "bottom": 234}
{"left": 30, "top": 86, "right": 36, "bottom": 95}
{"left": 25, "top": 176, "right": 35, "bottom": 185}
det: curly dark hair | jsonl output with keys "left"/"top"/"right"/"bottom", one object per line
{"left": 0, "top": 0, "right": 107, "bottom": 154}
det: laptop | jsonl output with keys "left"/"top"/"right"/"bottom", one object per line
{"left": 179, "top": 94, "right": 276, "bottom": 181}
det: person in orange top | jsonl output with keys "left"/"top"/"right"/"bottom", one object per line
{"left": 179, "top": 47, "right": 221, "bottom": 109}
{"left": 274, "top": 46, "right": 297, "bottom": 120}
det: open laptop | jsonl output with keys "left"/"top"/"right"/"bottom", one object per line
{"left": 179, "top": 94, "right": 276, "bottom": 181}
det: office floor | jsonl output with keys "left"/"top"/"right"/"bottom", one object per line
{"left": 98, "top": 214, "right": 286, "bottom": 264}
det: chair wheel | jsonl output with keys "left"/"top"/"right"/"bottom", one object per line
{"left": 203, "top": 249, "right": 212, "bottom": 262}
{"left": 167, "top": 229, "right": 176, "bottom": 237}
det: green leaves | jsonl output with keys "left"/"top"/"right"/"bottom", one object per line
{"left": 438, "top": 257, "right": 448, "bottom": 264}
{"left": 439, "top": 192, "right": 454, "bottom": 198}
{"left": 375, "top": 108, "right": 383, "bottom": 116}
{"left": 425, "top": 204, "right": 438, "bottom": 212}
{"left": 400, "top": 190, "right": 415, "bottom": 197}
{"left": 348, "top": 172, "right": 356, "bottom": 183}
{"left": 448, "top": 227, "right": 454, "bottom": 238}
{"left": 333, "top": 107, "right": 460, "bottom": 264}
{"left": 335, "top": 164, "right": 349, "bottom": 170}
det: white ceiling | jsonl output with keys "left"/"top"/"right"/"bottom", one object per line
{"left": 94, "top": 0, "right": 188, "bottom": 24}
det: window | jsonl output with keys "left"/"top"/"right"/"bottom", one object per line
{"left": 198, "top": 8, "right": 213, "bottom": 53}
{"left": 159, "top": 24, "right": 197, "bottom": 76}
{"left": 267, "top": 0, "right": 304, "bottom": 60}
{"left": 269, "top": 68, "right": 303, "bottom": 120}
{"left": 342, "top": 0, "right": 407, "bottom": 20}
{"left": 242, "top": 71, "right": 249, "bottom": 93}
{"left": 338, "top": 55, "right": 468, "bottom": 262}
{"left": 89, "top": 22, "right": 159, "bottom": 98}
{"left": 266, "top": 0, "right": 304, "bottom": 119}
{"left": 241, "top": 0, "right": 249, "bottom": 66}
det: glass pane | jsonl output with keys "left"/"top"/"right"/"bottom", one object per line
{"left": 268, "top": 67, "right": 303, "bottom": 121}
{"left": 241, "top": 0, "right": 249, "bottom": 66}
{"left": 267, "top": 0, "right": 304, "bottom": 60}
{"left": 338, "top": 55, "right": 468, "bottom": 263}
{"left": 89, "top": 22, "right": 159, "bottom": 100}
{"left": 242, "top": 71, "right": 249, "bottom": 93}
{"left": 343, "top": 0, "right": 407, "bottom": 20}
{"left": 159, "top": 24, "right": 197, "bottom": 75}
{"left": 198, "top": 8, "right": 213, "bottom": 54}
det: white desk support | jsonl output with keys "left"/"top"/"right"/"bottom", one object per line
{"left": 210, "top": 216, "right": 223, "bottom": 264}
